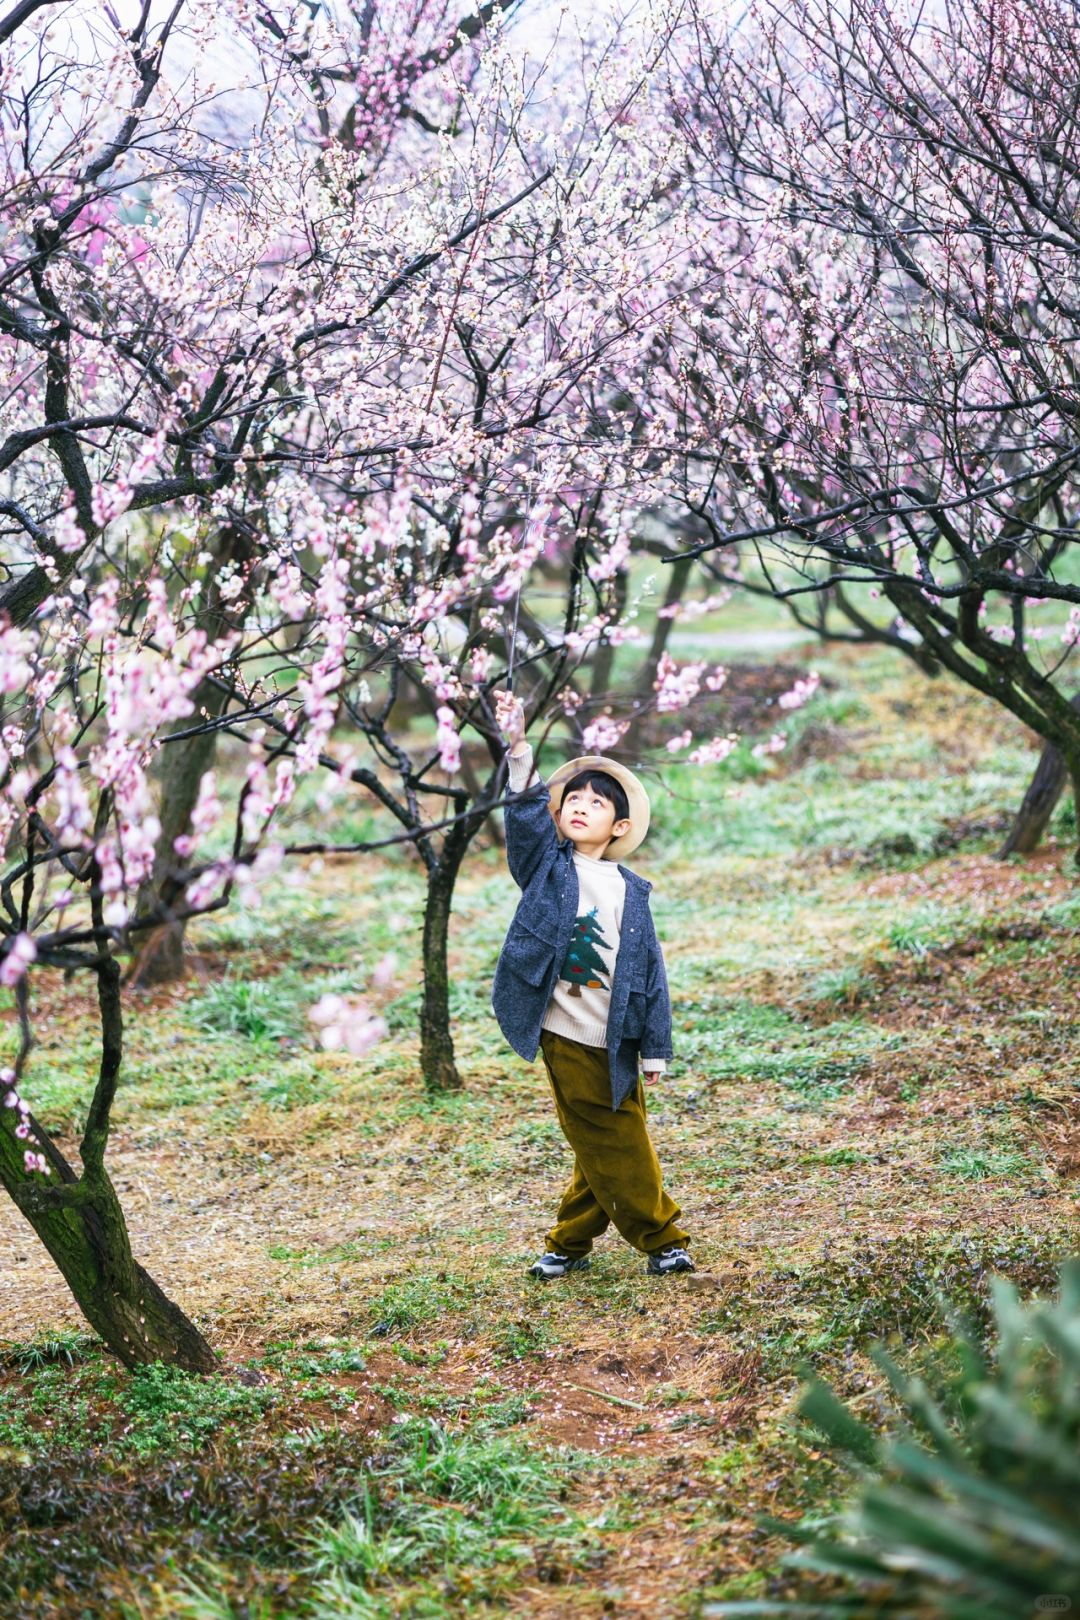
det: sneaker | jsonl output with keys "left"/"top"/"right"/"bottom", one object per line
{"left": 646, "top": 1245, "right": 695, "bottom": 1275}
{"left": 528, "top": 1251, "right": 591, "bottom": 1279}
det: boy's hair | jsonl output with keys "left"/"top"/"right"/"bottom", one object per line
{"left": 559, "top": 767, "right": 630, "bottom": 827}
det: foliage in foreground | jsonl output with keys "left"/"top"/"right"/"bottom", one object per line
{"left": 706, "top": 1260, "right": 1080, "bottom": 1620}
{"left": 146, "top": 1416, "right": 583, "bottom": 1620}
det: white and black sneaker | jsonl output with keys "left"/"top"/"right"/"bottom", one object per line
{"left": 646, "top": 1245, "right": 695, "bottom": 1276}
{"left": 527, "top": 1251, "right": 591, "bottom": 1279}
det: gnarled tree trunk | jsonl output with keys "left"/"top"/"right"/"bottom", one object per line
{"left": 997, "top": 693, "right": 1080, "bottom": 858}
{"left": 3, "top": 947, "right": 215, "bottom": 1371}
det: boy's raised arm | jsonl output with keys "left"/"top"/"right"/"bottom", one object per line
{"left": 495, "top": 691, "right": 559, "bottom": 890}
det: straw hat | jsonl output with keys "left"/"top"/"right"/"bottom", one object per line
{"left": 545, "top": 754, "right": 651, "bottom": 861}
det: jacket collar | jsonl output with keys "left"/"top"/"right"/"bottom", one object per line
{"left": 557, "top": 834, "right": 652, "bottom": 892}
{"left": 618, "top": 864, "right": 652, "bottom": 893}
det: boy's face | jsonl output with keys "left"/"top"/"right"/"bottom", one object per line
{"left": 558, "top": 781, "right": 631, "bottom": 856}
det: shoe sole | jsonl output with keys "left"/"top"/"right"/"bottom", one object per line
{"left": 528, "top": 1260, "right": 591, "bottom": 1279}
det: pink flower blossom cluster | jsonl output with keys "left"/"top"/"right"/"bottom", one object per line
{"left": 3, "top": 1067, "right": 49, "bottom": 1175}
{"left": 777, "top": 672, "right": 821, "bottom": 711}
{"left": 688, "top": 733, "right": 739, "bottom": 766}
{"left": 657, "top": 589, "right": 733, "bottom": 621}
{"left": 653, "top": 652, "right": 705, "bottom": 713}
{"left": 307, "top": 954, "right": 397, "bottom": 1056}
{"left": 0, "top": 933, "right": 36, "bottom": 987}
{"left": 436, "top": 707, "right": 461, "bottom": 774}
{"left": 581, "top": 716, "right": 631, "bottom": 751}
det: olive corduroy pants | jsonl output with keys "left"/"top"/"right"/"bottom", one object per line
{"left": 538, "top": 1028, "right": 688, "bottom": 1259}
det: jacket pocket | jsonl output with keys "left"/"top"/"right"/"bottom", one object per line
{"left": 621, "top": 972, "right": 648, "bottom": 1039}
{"left": 502, "top": 919, "right": 557, "bottom": 987}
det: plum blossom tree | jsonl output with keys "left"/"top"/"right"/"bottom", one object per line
{"left": 650, "top": 0, "right": 1080, "bottom": 855}
{"left": 0, "top": 0, "right": 701, "bottom": 1361}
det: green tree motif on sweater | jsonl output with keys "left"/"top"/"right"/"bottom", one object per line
{"left": 559, "top": 906, "right": 612, "bottom": 997}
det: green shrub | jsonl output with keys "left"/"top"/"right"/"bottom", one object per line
{"left": 705, "top": 1259, "right": 1080, "bottom": 1619}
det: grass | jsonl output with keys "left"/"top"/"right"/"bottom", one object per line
{"left": 1, "top": 638, "right": 1079, "bottom": 1617}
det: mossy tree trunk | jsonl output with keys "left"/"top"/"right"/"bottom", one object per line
{"left": 3, "top": 865, "right": 216, "bottom": 1371}
{"left": 420, "top": 796, "right": 489, "bottom": 1092}
{"left": 997, "top": 692, "right": 1080, "bottom": 859}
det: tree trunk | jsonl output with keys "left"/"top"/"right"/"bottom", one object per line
{"left": 588, "top": 565, "right": 629, "bottom": 705}
{"left": 131, "top": 521, "right": 258, "bottom": 986}
{"left": 131, "top": 674, "right": 227, "bottom": 984}
{"left": 1, "top": 955, "right": 216, "bottom": 1371}
{"left": 1070, "top": 757, "right": 1080, "bottom": 871}
{"left": 997, "top": 692, "right": 1080, "bottom": 858}
{"left": 420, "top": 858, "right": 463, "bottom": 1091}
{"left": 417, "top": 794, "right": 491, "bottom": 1093}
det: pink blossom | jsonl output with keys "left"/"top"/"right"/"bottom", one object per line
{"left": 87, "top": 578, "right": 120, "bottom": 638}
{"left": 53, "top": 500, "right": 85, "bottom": 555}
{"left": 371, "top": 952, "right": 398, "bottom": 988}
{"left": 308, "top": 992, "right": 389, "bottom": 1057}
{"left": 666, "top": 728, "right": 693, "bottom": 752}
{"left": 90, "top": 480, "right": 133, "bottom": 528}
{"left": 587, "top": 533, "right": 631, "bottom": 582}
{"left": 344, "top": 1016, "right": 389, "bottom": 1057}
{"left": 436, "top": 706, "right": 461, "bottom": 774}
{"left": 309, "top": 993, "right": 348, "bottom": 1028}
{"left": 654, "top": 652, "right": 705, "bottom": 713}
{"left": 0, "top": 932, "right": 36, "bottom": 987}
{"left": 469, "top": 647, "right": 493, "bottom": 684}
{"left": 190, "top": 770, "right": 223, "bottom": 838}
{"left": 0, "top": 627, "right": 33, "bottom": 694}
{"left": 688, "top": 734, "right": 739, "bottom": 766}
{"left": 582, "top": 716, "right": 630, "bottom": 751}
{"left": 777, "top": 672, "right": 821, "bottom": 711}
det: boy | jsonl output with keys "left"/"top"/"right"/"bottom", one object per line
{"left": 491, "top": 689, "right": 693, "bottom": 1279}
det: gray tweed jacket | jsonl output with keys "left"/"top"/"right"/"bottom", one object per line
{"left": 490, "top": 770, "right": 674, "bottom": 1109}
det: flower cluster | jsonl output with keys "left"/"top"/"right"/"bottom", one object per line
{"left": 307, "top": 954, "right": 397, "bottom": 1057}
{"left": 653, "top": 652, "right": 705, "bottom": 714}
{"left": 3, "top": 1069, "right": 49, "bottom": 1175}
{"left": 581, "top": 715, "right": 631, "bottom": 751}
{"left": 777, "top": 673, "right": 821, "bottom": 711}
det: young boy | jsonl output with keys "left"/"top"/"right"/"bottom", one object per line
{"left": 491, "top": 689, "right": 693, "bottom": 1279}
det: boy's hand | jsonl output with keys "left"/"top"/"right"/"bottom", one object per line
{"left": 495, "top": 689, "right": 527, "bottom": 752}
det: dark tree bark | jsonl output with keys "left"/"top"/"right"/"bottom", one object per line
{"left": 997, "top": 693, "right": 1080, "bottom": 859}
{"left": 2, "top": 941, "right": 215, "bottom": 1371}
{"left": 419, "top": 804, "right": 485, "bottom": 1092}
{"left": 132, "top": 521, "right": 255, "bottom": 985}
{"left": 588, "top": 564, "right": 629, "bottom": 706}
{"left": 131, "top": 676, "right": 228, "bottom": 984}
